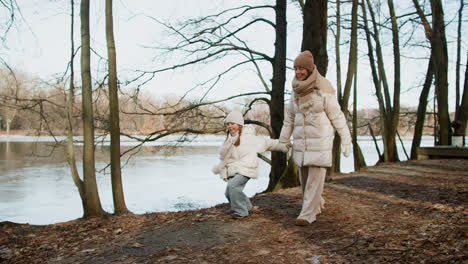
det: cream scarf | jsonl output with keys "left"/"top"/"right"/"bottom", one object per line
{"left": 292, "top": 68, "right": 335, "bottom": 113}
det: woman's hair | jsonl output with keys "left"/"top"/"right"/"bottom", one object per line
{"left": 225, "top": 125, "right": 243, "bottom": 146}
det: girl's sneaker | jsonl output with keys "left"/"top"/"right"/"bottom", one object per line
{"left": 231, "top": 212, "right": 246, "bottom": 219}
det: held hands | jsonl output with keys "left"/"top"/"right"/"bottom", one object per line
{"left": 342, "top": 144, "right": 351, "bottom": 157}
{"left": 277, "top": 141, "right": 292, "bottom": 153}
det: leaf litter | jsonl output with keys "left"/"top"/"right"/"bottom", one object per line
{"left": 0, "top": 159, "right": 467, "bottom": 263}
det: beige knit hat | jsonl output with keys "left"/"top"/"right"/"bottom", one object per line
{"left": 225, "top": 111, "right": 244, "bottom": 126}
{"left": 294, "top": 50, "right": 315, "bottom": 72}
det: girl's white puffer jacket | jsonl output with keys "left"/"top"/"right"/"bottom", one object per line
{"left": 213, "top": 125, "right": 286, "bottom": 180}
{"left": 279, "top": 90, "right": 351, "bottom": 168}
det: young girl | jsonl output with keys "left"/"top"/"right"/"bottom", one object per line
{"left": 212, "top": 110, "right": 289, "bottom": 219}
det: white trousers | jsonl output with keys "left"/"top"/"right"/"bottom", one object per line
{"left": 297, "top": 166, "right": 327, "bottom": 223}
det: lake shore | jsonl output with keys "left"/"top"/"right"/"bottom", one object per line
{"left": 1, "top": 158, "right": 466, "bottom": 263}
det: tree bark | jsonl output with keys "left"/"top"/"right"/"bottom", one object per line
{"left": 331, "top": 0, "right": 342, "bottom": 175}
{"left": 352, "top": 48, "right": 366, "bottom": 171}
{"left": 266, "top": 0, "right": 288, "bottom": 192}
{"left": 363, "top": 0, "right": 390, "bottom": 161}
{"left": 386, "top": 0, "right": 401, "bottom": 161}
{"left": 431, "top": 0, "right": 451, "bottom": 145}
{"left": 332, "top": 0, "right": 359, "bottom": 175}
{"left": 455, "top": 1, "right": 463, "bottom": 120}
{"left": 301, "top": 0, "right": 328, "bottom": 75}
{"left": 335, "top": 0, "right": 342, "bottom": 101}
{"left": 65, "top": 0, "right": 86, "bottom": 210}
{"left": 410, "top": 55, "right": 434, "bottom": 159}
{"left": 302, "top": 0, "right": 336, "bottom": 178}
{"left": 81, "top": 0, "right": 105, "bottom": 218}
{"left": 457, "top": 50, "right": 468, "bottom": 137}
{"left": 411, "top": 0, "right": 434, "bottom": 159}
{"left": 106, "top": 0, "right": 128, "bottom": 215}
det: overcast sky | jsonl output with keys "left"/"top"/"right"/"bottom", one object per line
{"left": 2, "top": 0, "right": 466, "bottom": 111}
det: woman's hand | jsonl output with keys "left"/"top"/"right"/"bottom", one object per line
{"left": 278, "top": 141, "right": 291, "bottom": 153}
{"left": 342, "top": 144, "right": 351, "bottom": 157}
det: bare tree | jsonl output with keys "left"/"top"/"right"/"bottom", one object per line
{"left": 301, "top": 0, "right": 328, "bottom": 74}
{"left": 105, "top": 0, "right": 128, "bottom": 215}
{"left": 410, "top": 55, "right": 434, "bottom": 159}
{"left": 348, "top": 0, "right": 366, "bottom": 171}
{"left": 455, "top": 0, "right": 464, "bottom": 120}
{"left": 352, "top": 56, "right": 366, "bottom": 170}
{"left": 386, "top": 0, "right": 401, "bottom": 160}
{"left": 360, "top": 0, "right": 402, "bottom": 162}
{"left": 430, "top": 0, "right": 451, "bottom": 145}
{"left": 331, "top": 0, "right": 365, "bottom": 173}
{"left": 0, "top": 0, "right": 19, "bottom": 43}
{"left": 410, "top": 0, "right": 435, "bottom": 159}
{"left": 302, "top": 0, "right": 365, "bottom": 174}
{"left": 330, "top": 0, "right": 343, "bottom": 175}
{"left": 267, "top": 0, "right": 289, "bottom": 191}
{"left": 80, "top": 0, "right": 105, "bottom": 218}
{"left": 0, "top": 69, "right": 18, "bottom": 134}
{"left": 457, "top": 51, "right": 468, "bottom": 137}
{"left": 334, "top": 0, "right": 342, "bottom": 100}
{"left": 64, "top": 0, "right": 86, "bottom": 212}
{"left": 302, "top": 0, "right": 339, "bottom": 176}
{"left": 361, "top": 0, "right": 389, "bottom": 161}
{"left": 130, "top": 3, "right": 289, "bottom": 192}
{"left": 0, "top": 0, "right": 21, "bottom": 132}
{"left": 340, "top": 0, "right": 360, "bottom": 169}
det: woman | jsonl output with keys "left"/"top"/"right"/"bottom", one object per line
{"left": 212, "top": 110, "right": 289, "bottom": 219}
{"left": 279, "top": 50, "right": 351, "bottom": 226}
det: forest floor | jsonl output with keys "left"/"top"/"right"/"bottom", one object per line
{"left": 1, "top": 159, "right": 467, "bottom": 264}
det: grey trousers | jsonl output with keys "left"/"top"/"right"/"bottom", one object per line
{"left": 225, "top": 174, "right": 253, "bottom": 216}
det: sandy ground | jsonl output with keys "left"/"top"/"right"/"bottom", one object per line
{"left": 1, "top": 159, "right": 467, "bottom": 264}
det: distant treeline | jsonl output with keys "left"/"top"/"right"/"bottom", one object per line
{"left": 0, "top": 69, "right": 437, "bottom": 137}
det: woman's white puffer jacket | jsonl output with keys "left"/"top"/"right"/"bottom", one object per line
{"left": 279, "top": 90, "right": 351, "bottom": 168}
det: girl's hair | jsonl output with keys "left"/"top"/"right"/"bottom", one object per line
{"left": 225, "top": 125, "right": 243, "bottom": 146}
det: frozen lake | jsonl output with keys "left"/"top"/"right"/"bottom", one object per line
{"left": 0, "top": 135, "right": 434, "bottom": 225}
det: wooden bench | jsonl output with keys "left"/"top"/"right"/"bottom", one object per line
{"left": 417, "top": 146, "right": 468, "bottom": 160}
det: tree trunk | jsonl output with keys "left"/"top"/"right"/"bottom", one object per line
{"left": 266, "top": 0, "right": 288, "bottom": 192}
{"left": 302, "top": 0, "right": 335, "bottom": 178}
{"left": 353, "top": 51, "right": 366, "bottom": 170}
{"left": 364, "top": 0, "right": 391, "bottom": 161}
{"left": 431, "top": 0, "right": 451, "bottom": 145}
{"left": 106, "top": 0, "right": 128, "bottom": 215}
{"left": 342, "top": 0, "right": 357, "bottom": 111}
{"left": 65, "top": 0, "right": 86, "bottom": 209}
{"left": 335, "top": 0, "right": 342, "bottom": 102}
{"left": 81, "top": 0, "right": 105, "bottom": 218}
{"left": 386, "top": 0, "right": 401, "bottom": 162}
{"left": 411, "top": 0, "right": 435, "bottom": 158}
{"left": 331, "top": 0, "right": 342, "bottom": 175}
{"left": 6, "top": 118, "right": 10, "bottom": 135}
{"left": 410, "top": 55, "right": 434, "bottom": 159}
{"left": 456, "top": 50, "right": 468, "bottom": 137}
{"left": 330, "top": 135, "right": 341, "bottom": 175}
{"left": 455, "top": 1, "right": 463, "bottom": 120}
{"left": 332, "top": 0, "right": 358, "bottom": 175}
{"left": 301, "top": 0, "right": 328, "bottom": 75}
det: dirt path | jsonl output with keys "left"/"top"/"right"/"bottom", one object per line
{"left": 1, "top": 159, "right": 467, "bottom": 263}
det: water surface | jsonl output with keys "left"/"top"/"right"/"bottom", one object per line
{"left": 0, "top": 135, "right": 433, "bottom": 225}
